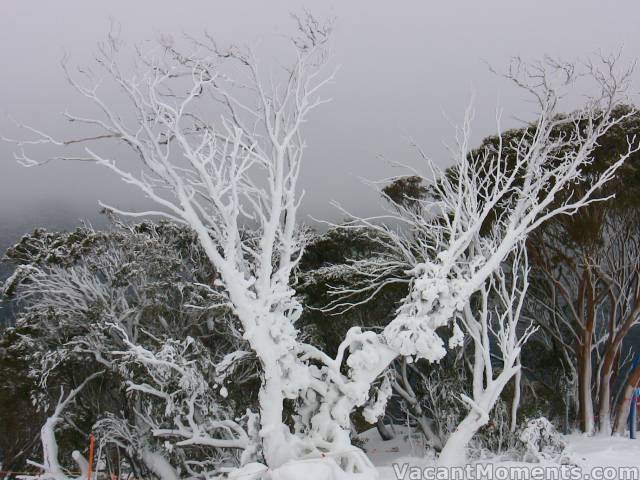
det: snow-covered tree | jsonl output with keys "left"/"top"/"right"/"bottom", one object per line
{"left": 8, "top": 16, "right": 386, "bottom": 478}
{"left": 2, "top": 222, "right": 262, "bottom": 478}
{"left": 437, "top": 243, "right": 535, "bottom": 464}
{"left": 8, "top": 10, "right": 639, "bottom": 473}
{"left": 320, "top": 55, "right": 638, "bottom": 465}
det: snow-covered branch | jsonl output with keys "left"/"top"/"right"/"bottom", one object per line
{"left": 316, "top": 55, "right": 637, "bottom": 464}
{"left": 25, "top": 372, "right": 103, "bottom": 480}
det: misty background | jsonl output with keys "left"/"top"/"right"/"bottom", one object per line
{"left": 1, "top": 0, "right": 640, "bottom": 259}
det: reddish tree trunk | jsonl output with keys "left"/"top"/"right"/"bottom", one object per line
{"left": 613, "top": 363, "right": 640, "bottom": 435}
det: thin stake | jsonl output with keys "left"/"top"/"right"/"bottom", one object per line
{"left": 87, "top": 433, "right": 96, "bottom": 480}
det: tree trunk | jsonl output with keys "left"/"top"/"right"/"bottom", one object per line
{"left": 577, "top": 340, "right": 595, "bottom": 434}
{"left": 598, "top": 366, "right": 613, "bottom": 435}
{"left": 392, "top": 358, "right": 443, "bottom": 451}
{"left": 437, "top": 369, "right": 516, "bottom": 466}
{"left": 258, "top": 367, "right": 291, "bottom": 468}
{"left": 613, "top": 363, "right": 640, "bottom": 435}
{"left": 510, "top": 359, "right": 522, "bottom": 433}
{"left": 376, "top": 418, "right": 395, "bottom": 441}
{"left": 246, "top": 322, "right": 295, "bottom": 469}
{"left": 437, "top": 413, "right": 487, "bottom": 467}
{"left": 598, "top": 301, "right": 640, "bottom": 434}
{"left": 416, "top": 416, "right": 443, "bottom": 452}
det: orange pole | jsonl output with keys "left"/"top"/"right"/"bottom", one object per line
{"left": 87, "top": 433, "right": 95, "bottom": 480}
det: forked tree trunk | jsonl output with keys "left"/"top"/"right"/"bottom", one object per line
{"left": 392, "top": 370, "right": 444, "bottom": 451}
{"left": 598, "top": 302, "right": 640, "bottom": 434}
{"left": 196, "top": 228, "right": 295, "bottom": 468}
{"left": 437, "top": 369, "right": 517, "bottom": 467}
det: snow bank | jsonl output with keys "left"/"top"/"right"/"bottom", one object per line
{"left": 359, "top": 427, "right": 640, "bottom": 480}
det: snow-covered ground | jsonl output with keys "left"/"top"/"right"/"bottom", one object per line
{"left": 356, "top": 427, "right": 640, "bottom": 479}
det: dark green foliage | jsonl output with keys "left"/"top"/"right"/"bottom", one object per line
{"left": 297, "top": 225, "right": 410, "bottom": 358}
{"left": 382, "top": 175, "right": 428, "bottom": 210}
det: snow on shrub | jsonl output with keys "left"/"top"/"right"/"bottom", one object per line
{"left": 518, "top": 417, "right": 566, "bottom": 463}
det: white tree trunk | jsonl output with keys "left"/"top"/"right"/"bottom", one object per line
{"left": 258, "top": 368, "right": 291, "bottom": 467}
{"left": 437, "top": 413, "right": 487, "bottom": 467}
{"left": 578, "top": 350, "right": 595, "bottom": 435}
{"left": 30, "top": 373, "right": 102, "bottom": 480}
{"left": 598, "top": 373, "right": 612, "bottom": 435}
{"left": 39, "top": 414, "right": 67, "bottom": 480}
{"left": 141, "top": 450, "right": 179, "bottom": 480}
{"left": 511, "top": 362, "right": 522, "bottom": 433}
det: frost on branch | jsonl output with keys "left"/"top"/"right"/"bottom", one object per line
{"left": 362, "top": 375, "right": 392, "bottom": 425}
{"left": 111, "top": 327, "right": 261, "bottom": 468}
{"left": 518, "top": 417, "right": 567, "bottom": 463}
{"left": 4, "top": 222, "right": 262, "bottom": 477}
{"left": 322, "top": 54, "right": 638, "bottom": 465}
{"left": 6, "top": 16, "right": 383, "bottom": 475}
{"left": 6, "top": 15, "right": 640, "bottom": 475}
{"left": 382, "top": 260, "right": 479, "bottom": 362}
{"left": 24, "top": 372, "right": 102, "bottom": 480}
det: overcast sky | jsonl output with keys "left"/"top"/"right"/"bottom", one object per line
{"left": 1, "top": 0, "right": 640, "bottom": 241}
